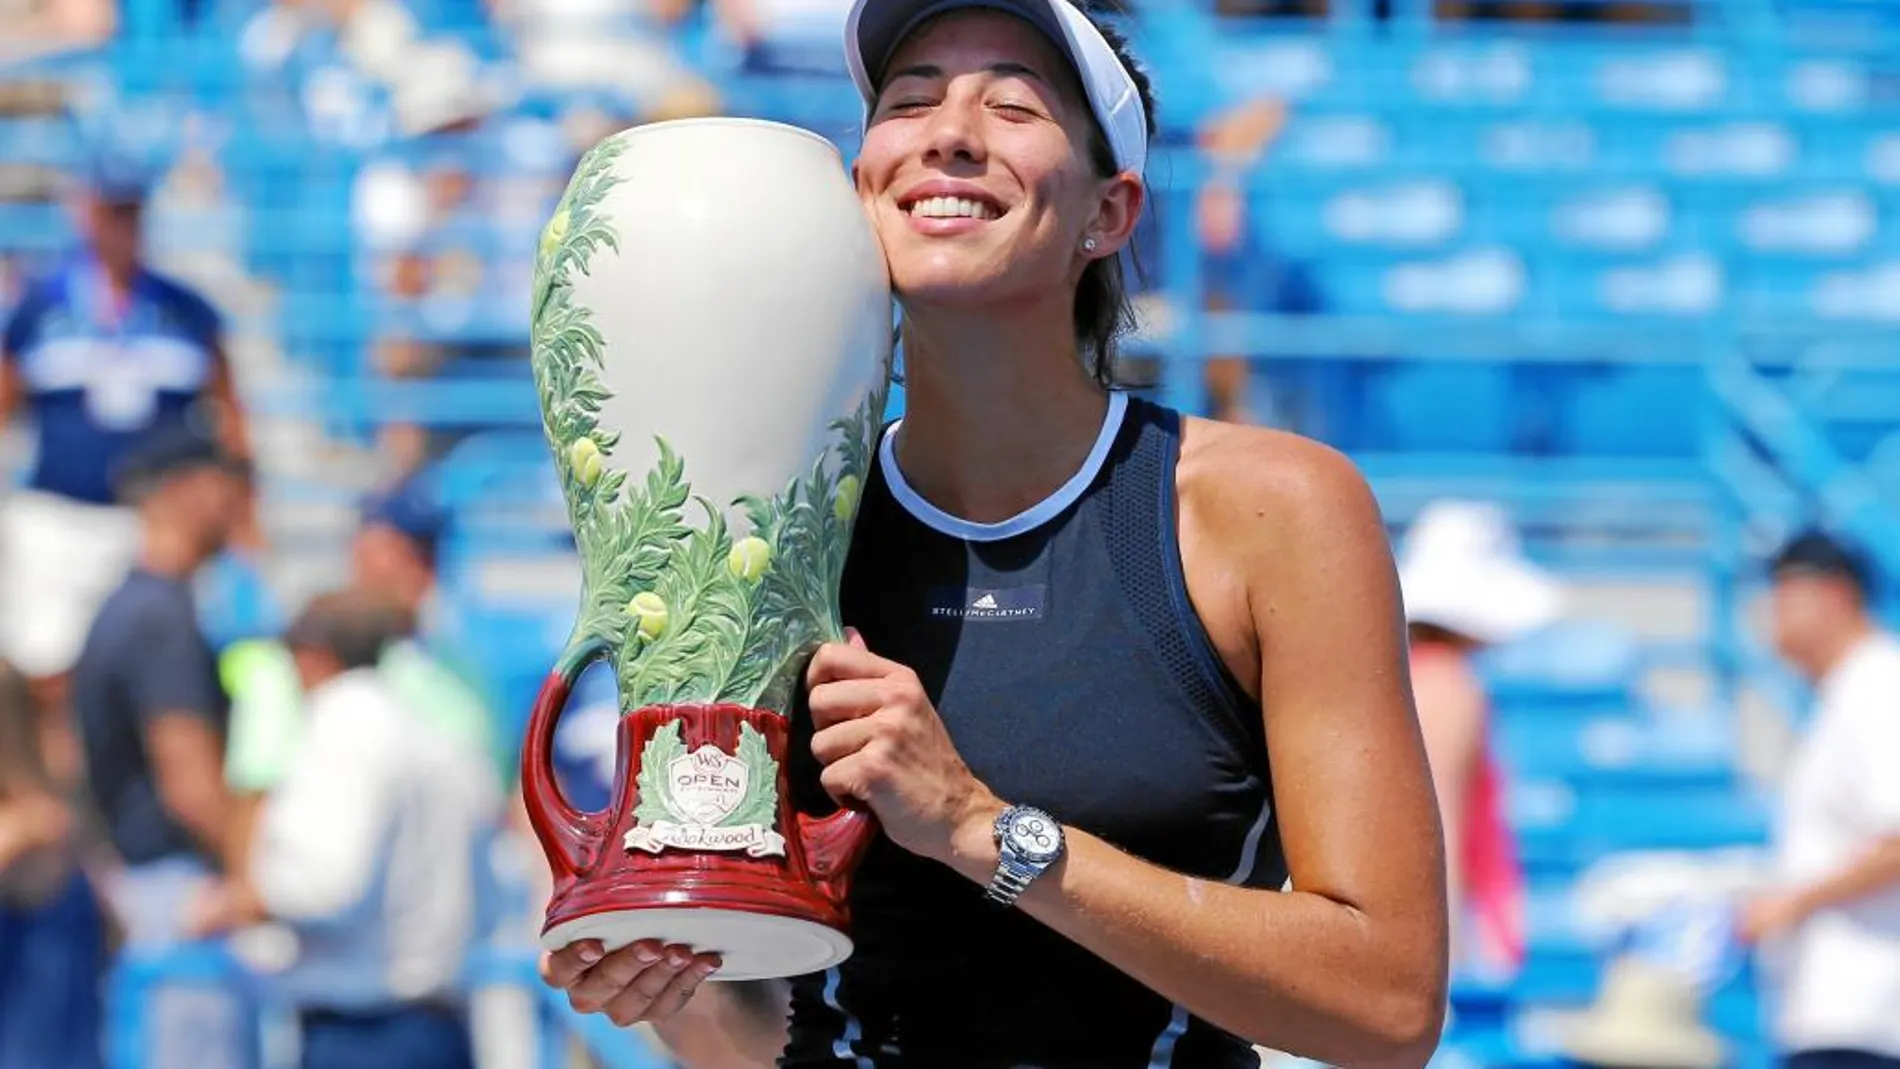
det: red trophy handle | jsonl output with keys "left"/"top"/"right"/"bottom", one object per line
{"left": 796, "top": 806, "right": 878, "bottom": 900}
{"left": 522, "top": 636, "right": 609, "bottom": 881}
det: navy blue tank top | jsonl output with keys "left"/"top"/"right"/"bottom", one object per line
{"left": 784, "top": 393, "right": 1286, "bottom": 1069}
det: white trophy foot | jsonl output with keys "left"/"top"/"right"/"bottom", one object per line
{"left": 541, "top": 907, "right": 855, "bottom": 982}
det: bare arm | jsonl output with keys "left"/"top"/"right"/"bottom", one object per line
{"left": 944, "top": 439, "right": 1444, "bottom": 1065}
{"left": 204, "top": 348, "right": 251, "bottom": 462}
{"left": 0, "top": 791, "right": 69, "bottom": 871}
{"left": 146, "top": 712, "right": 234, "bottom": 865}
{"left": 1194, "top": 97, "right": 1288, "bottom": 253}
{"left": 225, "top": 792, "right": 263, "bottom": 884}
{"left": 1792, "top": 839, "right": 1900, "bottom": 915}
{"left": 205, "top": 345, "right": 269, "bottom": 552}
{"left": 0, "top": 361, "right": 20, "bottom": 424}
{"left": 1198, "top": 96, "right": 1288, "bottom": 169}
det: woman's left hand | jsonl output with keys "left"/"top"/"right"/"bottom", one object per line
{"left": 806, "top": 630, "right": 1000, "bottom": 865}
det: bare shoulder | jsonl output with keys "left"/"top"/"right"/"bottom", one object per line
{"left": 1175, "top": 417, "right": 1385, "bottom": 553}
{"left": 1170, "top": 418, "right": 1398, "bottom": 693}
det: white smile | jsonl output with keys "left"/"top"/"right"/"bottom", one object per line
{"left": 905, "top": 196, "right": 1000, "bottom": 221}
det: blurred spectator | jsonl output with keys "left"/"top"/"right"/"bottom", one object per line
{"left": 1398, "top": 501, "right": 1561, "bottom": 980}
{"left": 238, "top": 0, "right": 426, "bottom": 149}
{"left": 1738, "top": 531, "right": 1900, "bottom": 1069}
{"left": 484, "top": 0, "right": 732, "bottom": 109}
{"left": 192, "top": 588, "right": 502, "bottom": 1069}
{"left": 1190, "top": 97, "right": 1322, "bottom": 427}
{"left": 0, "top": 0, "right": 115, "bottom": 63}
{"left": 349, "top": 44, "right": 546, "bottom": 480}
{"left": 1123, "top": 93, "right": 1323, "bottom": 427}
{"left": 0, "top": 658, "right": 107, "bottom": 1069}
{"left": 726, "top": 0, "right": 857, "bottom": 74}
{"left": 259, "top": 0, "right": 423, "bottom": 83}
{"left": 351, "top": 476, "right": 487, "bottom": 687}
{"left": 70, "top": 422, "right": 253, "bottom": 1069}
{"left": 220, "top": 477, "right": 504, "bottom": 878}
{"left": 0, "top": 143, "right": 256, "bottom": 719}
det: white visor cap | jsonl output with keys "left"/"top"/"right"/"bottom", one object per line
{"left": 844, "top": 0, "right": 1148, "bottom": 178}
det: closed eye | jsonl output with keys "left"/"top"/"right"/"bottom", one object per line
{"left": 879, "top": 97, "right": 935, "bottom": 118}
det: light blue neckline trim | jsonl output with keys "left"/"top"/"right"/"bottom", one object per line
{"left": 878, "top": 391, "right": 1130, "bottom": 543}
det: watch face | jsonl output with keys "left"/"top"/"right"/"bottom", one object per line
{"left": 1003, "top": 809, "right": 1062, "bottom": 863}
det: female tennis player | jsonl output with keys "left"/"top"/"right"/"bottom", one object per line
{"left": 543, "top": 0, "right": 1449, "bottom": 1063}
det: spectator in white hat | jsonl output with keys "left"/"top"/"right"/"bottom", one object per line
{"left": 1399, "top": 500, "right": 1563, "bottom": 979}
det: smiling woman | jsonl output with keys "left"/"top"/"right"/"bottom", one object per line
{"left": 539, "top": 0, "right": 1450, "bottom": 1065}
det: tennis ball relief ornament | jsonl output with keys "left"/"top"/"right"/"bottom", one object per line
{"left": 520, "top": 118, "right": 893, "bottom": 981}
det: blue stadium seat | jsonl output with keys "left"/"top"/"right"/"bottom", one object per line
{"left": 1218, "top": 36, "right": 1343, "bottom": 104}
{"left": 1738, "top": 257, "right": 1900, "bottom": 323}
{"left": 1362, "top": 362, "right": 1517, "bottom": 454}
{"left": 1319, "top": 178, "right": 1467, "bottom": 251}
{"left": 1312, "top": 246, "right": 1529, "bottom": 320}
{"left": 1486, "top": 620, "right": 1643, "bottom": 711}
{"left": 1557, "top": 364, "right": 1706, "bottom": 458}
{"left": 1661, "top": 120, "right": 1802, "bottom": 181}
{"left": 1544, "top": 183, "right": 1679, "bottom": 256}
{"left": 1404, "top": 41, "right": 1539, "bottom": 109}
{"left": 1546, "top": 254, "right": 1727, "bottom": 327}
{"left": 1269, "top": 111, "right": 1396, "bottom": 173}
{"left": 1496, "top": 710, "right": 1737, "bottom": 787}
{"left": 1733, "top": 187, "right": 1880, "bottom": 258}
{"left": 1513, "top": 782, "right": 1773, "bottom": 876}
{"left": 1584, "top": 47, "right": 1732, "bottom": 114}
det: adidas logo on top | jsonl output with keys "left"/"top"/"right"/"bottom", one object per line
{"left": 927, "top": 586, "right": 1046, "bottom": 622}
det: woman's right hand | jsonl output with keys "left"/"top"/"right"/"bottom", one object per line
{"left": 541, "top": 939, "right": 724, "bottom": 1026}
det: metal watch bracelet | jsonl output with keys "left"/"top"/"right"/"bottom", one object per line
{"left": 984, "top": 857, "right": 1037, "bottom": 907}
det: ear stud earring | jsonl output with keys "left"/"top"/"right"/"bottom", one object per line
{"left": 1082, "top": 236, "right": 1099, "bottom": 252}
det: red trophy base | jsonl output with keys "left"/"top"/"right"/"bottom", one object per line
{"left": 524, "top": 656, "right": 877, "bottom": 983}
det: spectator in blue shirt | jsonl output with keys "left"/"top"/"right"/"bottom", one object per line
{"left": 0, "top": 148, "right": 255, "bottom": 717}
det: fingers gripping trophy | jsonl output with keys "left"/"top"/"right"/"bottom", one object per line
{"left": 520, "top": 118, "right": 894, "bottom": 981}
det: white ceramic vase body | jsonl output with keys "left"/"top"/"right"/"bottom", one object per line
{"left": 531, "top": 117, "right": 894, "bottom": 715}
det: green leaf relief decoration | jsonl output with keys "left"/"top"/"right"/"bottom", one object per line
{"left": 532, "top": 137, "right": 889, "bottom": 717}
{"left": 729, "top": 722, "right": 780, "bottom": 829}
{"left": 631, "top": 721, "right": 685, "bottom": 827}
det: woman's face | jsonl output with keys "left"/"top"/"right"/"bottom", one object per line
{"left": 853, "top": 9, "right": 1140, "bottom": 309}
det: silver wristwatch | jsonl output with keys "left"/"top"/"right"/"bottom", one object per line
{"left": 985, "top": 805, "right": 1065, "bottom": 908}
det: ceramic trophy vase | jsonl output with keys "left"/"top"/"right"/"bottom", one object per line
{"left": 520, "top": 118, "right": 893, "bottom": 981}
